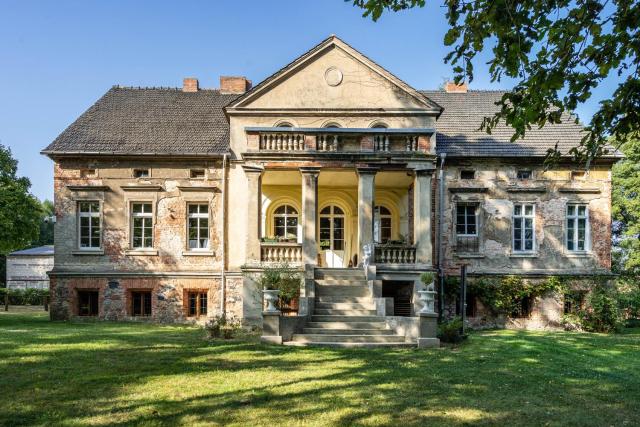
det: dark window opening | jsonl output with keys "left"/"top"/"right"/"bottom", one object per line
{"left": 190, "top": 169, "right": 205, "bottom": 179}
{"left": 564, "top": 291, "right": 587, "bottom": 314}
{"left": 131, "top": 291, "right": 152, "bottom": 317}
{"left": 382, "top": 281, "right": 413, "bottom": 316}
{"left": 78, "top": 290, "right": 99, "bottom": 316}
{"left": 512, "top": 296, "right": 533, "bottom": 318}
{"left": 465, "top": 294, "right": 478, "bottom": 317}
{"left": 187, "top": 291, "right": 208, "bottom": 317}
{"left": 460, "top": 170, "right": 475, "bottom": 180}
{"left": 517, "top": 170, "right": 532, "bottom": 180}
{"left": 133, "top": 169, "right": 150, "bottom": 178}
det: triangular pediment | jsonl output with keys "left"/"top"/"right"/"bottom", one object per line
{"left": 226, "top": 36, "right": 442, "bottom": 112}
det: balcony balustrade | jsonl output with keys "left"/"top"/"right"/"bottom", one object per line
{"left": 259, "top": 133, "right": 305, "bottom": 151}
{"left": 260, "top": 242, "right": 303, "bottom": 264}
{"left": 374, "top": 244, "right": 417, "bottom": 264}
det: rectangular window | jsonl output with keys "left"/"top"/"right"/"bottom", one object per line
{"left": 78, "top": 201, "right": 101, "bottom": 249}
{"left": 131, "top": 202, "right": 153, "bottom": 249}
{"left": 190, "top": 169, "right": 205, "bottom": 179}
{"left": 513, "top": 203, "right": 535, "bottom": 252}
{"left": 188, "top": 204, "right": 209, "bottom": 250}
{"left": 187, "top": 291, "right": 208, "bottom": 317}
{"left": 78, "top": 290, "right": 99, "bottom": 316}
{"left": 133, "top": 168, "right": 150, "bottom": 178}
{"left": 131, "top": 291, "right": 152, "bottom": 316}
{"left": 460, "top": 170, "right": 475, "bottom": 180}
{"left": 567, "top": 204, "right": 589, "bottom": 251}
{"left": 456, "top": 203, "right": 477, "bottom": 236}
{"left": 517, "top": 170, "right": 532, "bottom": 180}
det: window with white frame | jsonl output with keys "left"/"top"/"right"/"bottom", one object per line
{"left": 131, "top": 202, "right": 153, "bottom": 249}
{"left": 273, "top": 205, "right": 298, "bottom": 239}
{"left": 374, "top": 206, "right": 392, "bottom": 243}
{"left": 513, "top": 203, "right": 535, "bottom": 252}
{"left": 567, "top": 204, "right": 589, "bottom": 251}
{"left": 456, "top": 203, "right": 477, "bottom": 236}
{"left": 188, "top": 204, "right": 209, "bottom": 250}
{"left": 78, "top": 201, "right": 101, "bottom": 249}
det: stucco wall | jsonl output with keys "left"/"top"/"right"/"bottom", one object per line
{"left": 6, "top": 255, "right": 53, "bottom": 289}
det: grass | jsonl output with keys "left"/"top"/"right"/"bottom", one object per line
{"left": 0, "top": 312, "right": 639, "bottom": 426}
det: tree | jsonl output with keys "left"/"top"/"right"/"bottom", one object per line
{"left": 612, "top": 134, "right": 640, "bottom": 273}
{"left": 351, "top": 0, "right": 639, "bottom": 166}
{"left": 35, "top": 199, "right": 55, "bottom": 247}
{"left": 0, "top": 144, "right": 42, "bottom": 254}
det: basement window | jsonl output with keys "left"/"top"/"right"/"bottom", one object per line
{"left": 190, "top": 169, "right": 206, "bottom": 179}
{"left": 517, "top": 170, "right": 532, "bottom": 180}
{"left": 78, "top": 290, "right": 99, "bottom": 316}
{"left": 133, "top": 169, "right": 150, "bottom": 178}
{"left": 131, "top": 291, "right": 152, "bottom": 317}
{"left": 460, "top": 170, "right": 475, "bottom": 180}
{"left": 571, "top": 170, "right": 587, "bottom": 180}
{"left": 187, "top": 291, "right": 208, "bottom": 317}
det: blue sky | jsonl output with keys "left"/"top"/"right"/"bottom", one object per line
{"left": 0, "top": 0, "right": 615, "bottom": 201}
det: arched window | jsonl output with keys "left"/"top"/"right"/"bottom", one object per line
{"left": 323, "top": 122, "right": 342, "bottom": 128}
{"left": 371, "top": 122, "right": 388, "bottom": 129}
{"left": 374, "top": 205, "right": 392, "bottom": 243}
{"left": 275, "top": 121, "right": 293, "bottom": 128}
{"left": 273, "top": 205, "right": 298, "bottom": 239}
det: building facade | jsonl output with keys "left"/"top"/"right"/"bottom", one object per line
{"left": 42, "top": 37, "right": 617, "bottom": 336}
{"left": 6, "top": 246, "right": 54, "bottom": 290}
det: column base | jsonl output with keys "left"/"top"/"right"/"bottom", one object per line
{"left": 260, "top": 336, "right": 283, "bottom": 345}
{"left": 417, "top": 337, "right": 440, "bottom": 348}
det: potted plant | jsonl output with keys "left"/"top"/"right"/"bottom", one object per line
{"left": 259, "top": 264, "right": 302, "bottom": 314}
{"left": 260, "top": 266, "right": 282, "bottom": 312}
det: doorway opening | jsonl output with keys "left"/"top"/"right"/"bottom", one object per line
{"left": 382, "top": 281, "right": 413, "bottom": 316}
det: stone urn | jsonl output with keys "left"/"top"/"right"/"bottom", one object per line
{"left": 418, "top": 283, "right": 436, "bottom": 314}
{"left": 263, "top": 289, "right": 281, "bottom": 313}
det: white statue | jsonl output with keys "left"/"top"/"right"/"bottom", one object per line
{"left": 362, "top": 243, "right": 373, "bottom": 270}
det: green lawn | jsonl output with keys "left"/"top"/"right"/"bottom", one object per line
{"left": 0, "top": 312, "right": 639, "bottom": 426}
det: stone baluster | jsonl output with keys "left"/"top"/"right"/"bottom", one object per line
{"left": 384, "top": 135, "right": 390, "bottom": 151}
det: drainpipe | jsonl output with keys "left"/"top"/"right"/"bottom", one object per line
{"left": 220, "top": 154, "right": 229, "bottom": 317}
{"left": 437, "top": 153, "right": 447, "bottom": 322}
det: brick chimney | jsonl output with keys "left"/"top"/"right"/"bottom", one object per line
{"left": 220, "top": 76, "right": 252, "bottom": 94}
{"left": 444, "top": 81, "right": 468, "bottom": 93}
{"left": 183, "top": 78, "right": 199, "bottom": 92}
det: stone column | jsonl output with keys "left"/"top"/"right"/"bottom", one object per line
{"left": 300, "top": 167, "right": 320, "bottom": 266}
{"left": 357, "top": 167, "right": 377, "bottom": 266}
{"left": 413, "top": 169, "right": 433, "bottom": 265}
{"left": 243, "top": 165, "right": 264, "bottom": 264}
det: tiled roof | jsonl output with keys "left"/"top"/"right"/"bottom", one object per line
{"left": 421, "top": 90, "right": 620, "bottom": 158}
{"left": 44, "top": 86, "right": 615, "bottom": 159}
{"left": 42, "top": 87, "right": 239, "bottom": 157}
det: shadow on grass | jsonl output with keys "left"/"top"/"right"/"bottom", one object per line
{"left": 0, "top": 312, "right": 638, "bottom": 426}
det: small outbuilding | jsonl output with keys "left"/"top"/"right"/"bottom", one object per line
{"left": 6, "top": 246, "right": 54, "bottom": 290}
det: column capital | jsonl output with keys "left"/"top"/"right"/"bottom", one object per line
{"left": 242, "top": 164, "right": 264, "bottom": 175}
{"left": 412, "top": 167, "right": 434, "bottom": 177}
{"left": 299, "top": 166, "right": 321, "bottom": 176}
{"left": 356, "top": 166, "right": 379, "bottom": 176}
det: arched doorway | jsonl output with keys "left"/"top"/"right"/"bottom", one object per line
{"left": 319, "top": 205, "right": 345, "bottom": 267}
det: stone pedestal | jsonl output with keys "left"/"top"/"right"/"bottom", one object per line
{"left": 261, "top": 311, "right": 283, "bottom": 344}
{"left": 417, "top": 312, "right": 440, "bottom": 348}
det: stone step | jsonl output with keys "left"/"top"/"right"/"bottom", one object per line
{"left": 315, "top": 285, "right": 370, "bottom": 297}
{"left": 315, "top": 302, "right": 375, "bottom": 310}
{"left": 314, "top": 308, "right": 378, "bottom": 316}
{"left": 316, "top": 296, "right": 373, "bottom": 304}
{"left": 306, "top": 321, "right": 387, "bottom": 329}
{"left": 314, "top": 279, "right": 369, "bottom": 286}
{"left": 314, "top": 268, "right": 366, "bottom": 280}
{"left": 303, "top": 328, "right": 394, "bottom": 335}
{"left": 311, "top": 315, "right": 382, "bottom": 322}
{"left": 283, "top": 341, "right": 416, "bottom": 348}
{"left": 290, "top": 334, "right": 407, "bottom": 344}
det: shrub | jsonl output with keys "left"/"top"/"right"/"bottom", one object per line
{"left": 561, "top": 313, "right": 584, "bottom": 331}
{"left": 580, "top": 283, "right": 624, "bottom": 333}
{"left": 438, "top": 316, "right": 465, "bottom": 343}
{"left": 0, "top": 288, "right": 49, "bottom": 305}
{"left": 257, "top": 264, "right": 301, "bottom": 302}
{"left": 420, "top": 272, "right": 435, "bottom": 285}
{"left": 205, "top": 316, "right": 243, "bottom": 339}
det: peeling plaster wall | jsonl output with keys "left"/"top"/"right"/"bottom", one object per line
{"left": 53, "top": 159, "right": 224, "bottom": 273}
{"left": 440, "top": 160, "right": 612, "bottom": 276}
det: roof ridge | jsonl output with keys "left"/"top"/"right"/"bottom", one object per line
{"left": 112, "top": 85, "right": 223, "bottom": 93}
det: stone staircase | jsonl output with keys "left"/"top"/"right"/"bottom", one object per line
{"left": 284, "top": 268, "right": 412, "bottom": 347}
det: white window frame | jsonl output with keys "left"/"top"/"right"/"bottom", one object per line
{"left": 273, "top": 204, "right": 299, "bottom": 240}
{"left": 373, "top": 205, "right": 393, "bottom": 243}
{"left": 77, "top": 201, "right": 102, "bottom": 250}
{"left": 187, "top": 203, "right": 210, "bottom": 251}
{"left": 566, "top": 204, "right": 590, "bottom": 252}
{"left": 456, "top": 203, "right": 478, "bottom": 237}
{"left": 130, "top": 202, "right": 154, "bottom": 249}
{"left": 512, "top": 203, "right": 536, "bottom": 253}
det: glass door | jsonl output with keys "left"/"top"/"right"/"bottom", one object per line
{"left": 319, "top": 205, "right": 345, "bottom": 267}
